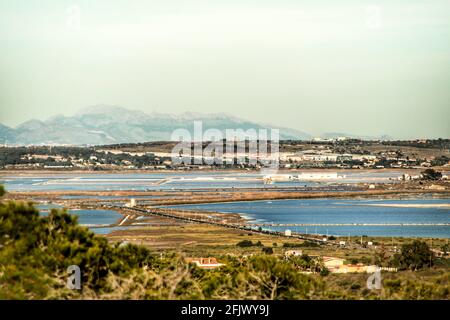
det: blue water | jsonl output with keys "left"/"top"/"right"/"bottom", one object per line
{"left": 37, "top": 206, "right": 122, "bottom": 227}
{"left": 60, "top": 195, "right": 164, "bottom": 199}
{"left": 91, "top": 226, "right": 130, "bottom": 235}
{"left": 166, "top": 198, "right": 450, "bottom": 238}
{"left": 69, "top": 209, "right": 122, "bottom": 226}
{"left": 4, "top": 172, "right": 450, "bottom": 237}
{"left": 0, "top": 171, "right": 408, "bottom": 192}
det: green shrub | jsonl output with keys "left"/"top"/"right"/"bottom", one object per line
{"left": 236, "top": 240, "right": 253, "bottom": 247}
{"left": 284, "top": 241, "right": 320, "bottom": 248}
{"left": 320, "top": 268, "right": 330, "bottom": 277}
{"left": 283, "top": 242, "right": 299, "bottom": 248}
{"left": 0, "top": 200, "right": 156, "bottom": 297}
{"left": 392, "top": 240, "right": 435, "bottom": 271}
{"left": 350, "top": 283, "right": 361, "bottom": 290}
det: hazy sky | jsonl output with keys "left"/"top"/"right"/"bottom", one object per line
{"left": 1, "top": 0, "right": 449, "bottom": 138}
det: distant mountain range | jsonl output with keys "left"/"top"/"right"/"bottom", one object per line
{"left": 0, "top": 105, "right": 314, "bottom": 145}
{"left": 0, "top": 105, "right": 395, "bottom": 145}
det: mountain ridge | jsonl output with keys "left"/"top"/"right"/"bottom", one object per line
{"left": 0, "top": 105, "right": 312, "bottom": 145}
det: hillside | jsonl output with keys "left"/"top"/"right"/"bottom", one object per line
{"left": 0, "top": 105, "right": 311, "bottom": 145}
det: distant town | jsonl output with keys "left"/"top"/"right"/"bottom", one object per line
{"left": 1, "top": 138, "right": 449, "bottom": 171}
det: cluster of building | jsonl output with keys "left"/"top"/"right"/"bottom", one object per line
{"left": 320, "top": 256, "right": 397, "bottom": 274}
{"left": 2, "top": 140, "right": 449, "bottom": 170}
{"left": 185, "top": 257, "right": 225, "bottom": 269}
{"left": 284, "top": 250, "right": 397, "bottom": 274}
{"left": 278, "top": 149, "right": 438, "bottom": 169}
{"left": 263, "top": 172, "right": 345, "bottom": 184}
{"left": 186, "top": 252, "right": 398, "bottom": 274}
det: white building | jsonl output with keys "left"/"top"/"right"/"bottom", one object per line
{"left": 125, "top": 198, "right": 136, "bottom": 208}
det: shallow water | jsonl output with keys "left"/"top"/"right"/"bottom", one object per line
{"left": 91, "top": 226, "right": 131, "bottom": 235}
{"left": 167, "top": 198, "right": 450, "bottom": 238}
{"left": 37, "top": 206, "right": 122, "bottom": 228}
{"left": 0, "top": 171, "right": 409, "bottom": 192}
{"left": 4, "top": 172, "right": 450, "bottom": 237}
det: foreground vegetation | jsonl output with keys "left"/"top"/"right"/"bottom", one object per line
{"left": 0, "top": 188, "right": 449, "bottom": 299}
